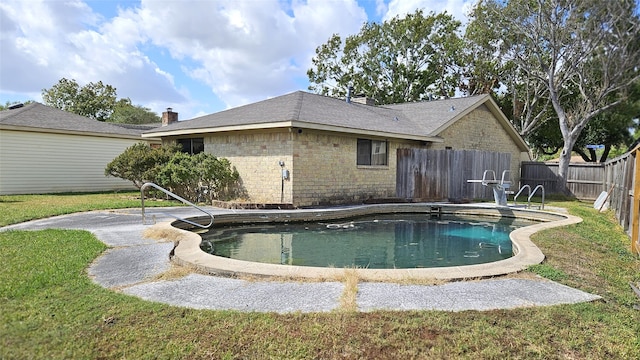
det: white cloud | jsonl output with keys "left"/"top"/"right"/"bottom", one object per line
{"left": 5, "top": 0, "right": 478, "bottom": 117}
{"left": 384, "top": 0, "right": 476, "bottom": 23}
{"left": 0, "top": 0, "right": 183, "bottom": 105}
{"left": 375, "top": 0, "right": 389, "bottom": 18}
{"left": 135, "top": 0, "right": 366, "bottom": 109}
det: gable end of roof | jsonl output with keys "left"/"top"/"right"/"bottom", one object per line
{"left": 423, "top": 95, "right": 528, "bottom": 153}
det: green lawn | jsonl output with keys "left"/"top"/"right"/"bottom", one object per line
{"left": 1, "top": 193, "right": 638, "bottom": 359}
{"left": 0, "top": 191, "right": 172, "bottom": 227}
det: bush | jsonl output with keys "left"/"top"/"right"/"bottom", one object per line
{"left": 195, "top": 154, "right": 240, "bottom": 202}
{"left": 105, "top": 142, "right": 180, "bottom": 189}
{"left": 155, "top": 151, "right": 200, "bottom": 199}
{"left": 106, "top": 143, "right": 240, "bottom": 203}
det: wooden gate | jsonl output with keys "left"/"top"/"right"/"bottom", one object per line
{"left": 396, "top": 149, "right": 511, "bottom": 201}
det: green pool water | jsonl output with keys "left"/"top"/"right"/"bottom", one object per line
{"left": 199, "top": 213, "right": 535, "bottom": 269}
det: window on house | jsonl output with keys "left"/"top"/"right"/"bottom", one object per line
{"left": 357, "top": 139, "right": 388, "bottom": 166}
{"left": 177, "top": 138, "right": 204, "bottom": 154}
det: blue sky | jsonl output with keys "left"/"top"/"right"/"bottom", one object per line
{"left": 0, "top": 0, "right": 476, "bottom": 120}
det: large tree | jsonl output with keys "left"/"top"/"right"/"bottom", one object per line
{"left": 42, "top": 78, "right": 117, "bottom": 121}
{"left": 460, "top": 3, "right": 511, "bottom": 97}
{"left": 307, "top": 10, "right": 463, "bottom": 104}
{"left": 469, "top": 0, "right": 640, "bottom": 192}
{"left": 526, "top": 105, "right": 638, "bottom": 162}
{"left": 108, "top": 98, "right": 160, "bottom": 124}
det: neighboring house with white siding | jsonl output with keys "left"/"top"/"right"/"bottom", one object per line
{"left": 0, "top": 103, "right": 160, "bottom": 195}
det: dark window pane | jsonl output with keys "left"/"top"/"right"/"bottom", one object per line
{"left": 177, "top": 138, "right": 191, "bottom": 153}
{"left": 192, "top": 138, "right": 204, "bottom": 154}
{"left": 177, "top": 138, "right": 204, "bottom": 154}
{"left": 357, "top": 139, "right": 372, "bottom": 165}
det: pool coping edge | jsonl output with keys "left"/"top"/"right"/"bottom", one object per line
{"left": 166, "top": 203, "right": 582, "bottom": 281}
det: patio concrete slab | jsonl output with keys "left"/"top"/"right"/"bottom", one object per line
{"left": 88, "top": 242, "right": 174, "bottom": 288}
{"left": 123, "top": 274, "right": 344, "bottom": 313}
{"left": 357, "top": 278, "right": 602, "bottom": 312}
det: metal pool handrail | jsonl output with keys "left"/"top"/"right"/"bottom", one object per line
{"left": 529, "top": 185, "right": 545, "bottom": 210}
{"left": 513, "top": 185, "right": 531, "bottom": 207}
{"left": 140, "top": 182, "right": 214, "bottom": 229}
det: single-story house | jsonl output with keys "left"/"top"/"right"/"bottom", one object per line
{"left": 0, "top": 103, "right": 160, "bottom": 195}
{"left": 142, "top": 91, "right": 529, "bottom": 207}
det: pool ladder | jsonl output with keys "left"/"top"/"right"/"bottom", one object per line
{"left": 140, "top": 182, "right": 214, "bottom": 229}
{"left": 429, "top": 206, "right": 442, "bottom": 218}
{"left": 512, "top": 184, "right": 545, "bottom": 210}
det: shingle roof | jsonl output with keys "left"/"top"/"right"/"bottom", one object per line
{"left": 142, "top": 91, "right": 527, "bottom": 151}
{"left": 142, "top": 91, "right": 439, "bottom": 140}
{"left": 0, "top": 102, "right": 159, "bottom": 138}
{"left": 383, "top": 95, "right": 490, "bottom": 135}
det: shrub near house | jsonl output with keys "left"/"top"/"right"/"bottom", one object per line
{"left": 105, "top": 143, "right": 239, "bottom": 203}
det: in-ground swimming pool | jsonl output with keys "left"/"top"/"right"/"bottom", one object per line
{"left": 169, "top": 204, "right": 580, "bottom": 280}
{"left": 199, "top": 213, "right": 537, "bottom": 269}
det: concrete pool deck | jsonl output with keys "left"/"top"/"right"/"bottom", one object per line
{"left": 1, "top": 205, "right": 602, "bottom": 313}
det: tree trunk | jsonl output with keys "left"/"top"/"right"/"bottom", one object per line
{"left": 599, "top": 145, "right": 611, "bottom": 163}
{"left": 574, "top": 148, "right": 595, "bottom": 162}
{"left": 557, "top": 138, "right": 577, "bottom": 195}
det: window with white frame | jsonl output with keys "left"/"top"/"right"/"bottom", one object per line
{"left": 357, "top": 139, "right": 388, "bottom": 166}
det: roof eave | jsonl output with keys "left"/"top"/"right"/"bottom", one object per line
{"left": 483, "top": 96, "right": 529, "bottom": 152}
{"left": 1, "top": 124, "right": 161, "bottom": 142}
{"left": 141, "top": 121, "right": 295, "bottom": 138}
{"left": 142, "top": 120, "right": 443, "bottom": 143}
{"left": 291, "top": 121, "right": 443, "bottom": 142}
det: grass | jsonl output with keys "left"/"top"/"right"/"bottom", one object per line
{"left": 0, "top": 191, "right": 173, "bottom": 227}
{"left": 338, "top": 268, "right": 360, "bottom": 312}
{"left": 1, "top": 193, "right": 639, "bottom": 358}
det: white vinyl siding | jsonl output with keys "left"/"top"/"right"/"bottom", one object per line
{"left": 0, "top": 129, "right": 144, "bottom": 195}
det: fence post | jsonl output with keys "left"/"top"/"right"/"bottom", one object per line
{"left": 632, "top": 149, "right": 640, "bottom": 255}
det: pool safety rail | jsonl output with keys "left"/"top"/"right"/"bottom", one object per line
{"left": 513, "top": 184, "right": 546, "bottom": 210}
{"left": 140, "top": 182, "right": 214, "bottom": 229}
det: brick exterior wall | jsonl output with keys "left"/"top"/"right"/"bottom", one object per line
{"left": 291, "top": 130, "right": 423, "bottom": 206}
{"left": 428, "top": 104, "right": 526, "bottom": 185}
{"left": 203, "top": 130, "right": 294, "bottom": 204}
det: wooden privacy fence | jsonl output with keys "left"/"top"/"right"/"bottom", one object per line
{"left": 521, "top": 151, "right": 640, "bottom": 255}
{"left": 396, "top": 149, "right": 511, "bottom": 202}
{"left": 520, "top": 162, "right": 605, "bottom": 200}
{"left": 603, "top": 149, "right": 640, "bottom": 255}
